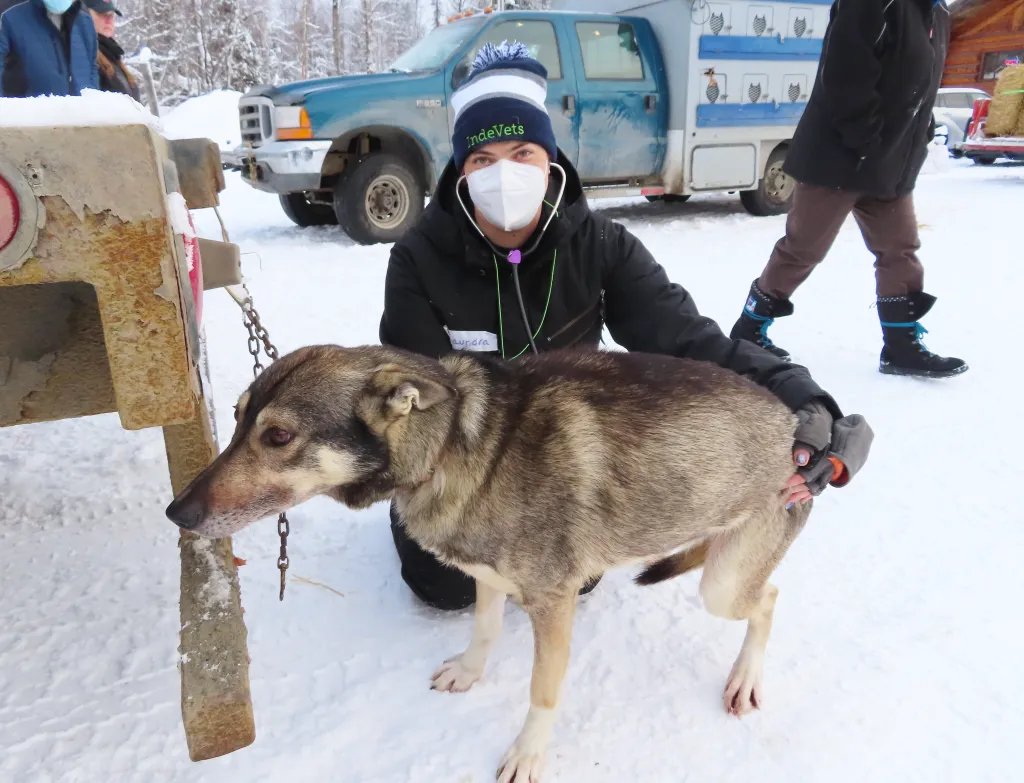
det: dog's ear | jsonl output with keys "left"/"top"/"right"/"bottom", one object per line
{"left": 370, "top": 363, "right": 456, "bottom": 417}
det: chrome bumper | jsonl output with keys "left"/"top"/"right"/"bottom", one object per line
{"left": 233, "top": 140, "right": 333, "bottom": 194}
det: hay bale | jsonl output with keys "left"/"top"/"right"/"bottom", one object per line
{"left": 985, "top": 65, "right": 1024, "bottom": 137}
{"left": 1016, "top": 101, "right": 1024, "bottom": 137}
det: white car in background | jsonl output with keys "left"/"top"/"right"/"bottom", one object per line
{"left": 933, "top": 87, "right": 990, "bottom": 146}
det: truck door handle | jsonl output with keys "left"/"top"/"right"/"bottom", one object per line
{"left": 644, "top": 94, "right": 657, "bottom": 113}
{"left": 563, "top": 95, "right": 576, "bottom": 116}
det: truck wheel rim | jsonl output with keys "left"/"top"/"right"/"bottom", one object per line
{"left": 764, "top": 160, "right": 795, "bottom": 205}
{"left": 365, "top": 174, "right": 410, "bottom": 230}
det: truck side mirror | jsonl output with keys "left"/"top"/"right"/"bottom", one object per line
{"left": 452, "top": 61, "right": 471, "bottom": 90}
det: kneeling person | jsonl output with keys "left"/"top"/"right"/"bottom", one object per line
{"left": 380, "top": 43, "right": 871, "bottom": 610}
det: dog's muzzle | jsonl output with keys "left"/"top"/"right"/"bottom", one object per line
{"left": 166, "top": 491, "right": 207, "bottom": 531}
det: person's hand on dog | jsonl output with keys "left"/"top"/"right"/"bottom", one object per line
{"left": 784, "top": 400, "right": 875, "bottom": 507}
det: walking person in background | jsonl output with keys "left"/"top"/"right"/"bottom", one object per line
{"left": 84, "top": 0, "right": 139, "bottom": 101}
{"left": 0, "top": 0, "right": 98, "bottom": 98}
{"left": 729, "top": 0, "right": 967, "bottom": 379}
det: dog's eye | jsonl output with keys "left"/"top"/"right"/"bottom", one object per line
{"left": 233, "top": 405, "right": 239, "bottom": 421}
{"left": 264, "top": 427, "right": 294, "bottom": 447}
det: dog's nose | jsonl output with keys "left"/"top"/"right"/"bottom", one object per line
{"left": 166, "top": 491, "right": 207, "bottom": 530}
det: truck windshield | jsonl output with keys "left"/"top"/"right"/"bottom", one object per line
{"left": 388, "top": 19, "right": 485, "bottom": 72}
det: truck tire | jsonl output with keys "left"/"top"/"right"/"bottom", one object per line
{"left": 279, "top": 192, "right": 338, "bottom": 227}
{"left": 334, "top": 153, "right": 424, "bottom": 245}
{"left": 973, "top": 156, "right": 997, "bottom": 165}
{"left": 740, "top": 146, "right": 795, "bottom": 217}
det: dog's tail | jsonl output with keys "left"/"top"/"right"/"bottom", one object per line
{"left": 634, "top": 541, "right": 710, "bottom": 586}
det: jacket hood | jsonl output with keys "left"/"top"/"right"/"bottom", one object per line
{"left": 415, "top": 150, "right": 590, "bottom": 269}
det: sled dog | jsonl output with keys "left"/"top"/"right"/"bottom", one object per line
{"left": 167, "top": 345, "right": 811, "bottom": 782}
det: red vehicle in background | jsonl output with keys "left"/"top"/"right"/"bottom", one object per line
{"left": 953, "top": 97, "right": 1024, "bottom": 165}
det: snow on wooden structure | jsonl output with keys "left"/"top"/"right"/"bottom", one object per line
{"left": 944, "top": 0, "right": 1024, "bottom": 93}
{"left": 0, "top": 92, "right": 252, "bottom": 761}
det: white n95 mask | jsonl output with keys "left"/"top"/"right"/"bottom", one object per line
{"left": 464, "top": 159, "right": 547, "bottom": 232}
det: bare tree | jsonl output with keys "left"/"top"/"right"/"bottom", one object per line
{"left": 115, "top": 0, "right": 428, "bottom": 105}
{"left": 355, "top": 0, "right": 420, "bottom": 72}
{"left": 191, "top": 0, "right": 212, "bottom": 91}
{"left": 332, "top": 0, "right": 345, "bottom": 75}
{"left": 301, "top": 0, "right": 312, "bottom": 79}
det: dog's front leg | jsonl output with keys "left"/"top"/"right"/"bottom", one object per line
{"left": 432, "top": 579, "right": 506, "bottom": 693}
{"left": 497, "top": 593, "right": 577, "bottom": 783}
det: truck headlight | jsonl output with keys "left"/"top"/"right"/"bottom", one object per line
{"left": 275, "top": 107, "right": 314, "bottom": 141}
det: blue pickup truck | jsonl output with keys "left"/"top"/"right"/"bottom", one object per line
{"left": 233, "top": 1, "right": 831, "bottom": 244}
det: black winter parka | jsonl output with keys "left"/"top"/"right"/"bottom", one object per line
{"left": 380, "top": 155, "right": 840, "bottom": 417}
{"left": 784, "top": 0, "right": 951, "bottom": 198}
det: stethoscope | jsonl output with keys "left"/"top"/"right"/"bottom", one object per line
{"left": 455, "top": 163, "right": 568, "bottom": 356}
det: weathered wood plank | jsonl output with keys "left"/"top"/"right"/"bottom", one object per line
{"left": 164, "top": 401, "right": 256, "bottom": 761}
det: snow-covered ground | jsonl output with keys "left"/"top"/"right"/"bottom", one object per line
{"left": 2, "top": 155, "right": 1022, "bottom": 783}
{"left": 160, "top": 91, "right": 244, "bottom": 154}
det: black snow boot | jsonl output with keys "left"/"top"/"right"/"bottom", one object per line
{"left": 877, "top": 292, "right": 968, "bottom": 378}
{"left": 730, "top": 279, "right": 794, "bottom": 360}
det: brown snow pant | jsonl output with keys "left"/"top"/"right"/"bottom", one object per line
{"left": 758, "top": 182, "right": 925, "bottom": 300}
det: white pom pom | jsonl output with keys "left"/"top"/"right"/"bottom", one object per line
{"left": 472, "top": 40, "right": 530, "bottom": 72}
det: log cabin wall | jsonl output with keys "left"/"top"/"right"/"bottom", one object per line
{"left": 943, "top": 0, "right": 1024, "bottom": 93}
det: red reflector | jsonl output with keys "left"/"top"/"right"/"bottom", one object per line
{"left": 0, "top": 175, "right": 19, "bottom": 252}
{"left": 640, "top": 187, "right": 665, "bottom": 196}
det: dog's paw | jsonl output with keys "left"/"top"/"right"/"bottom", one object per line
{"left": 430, "top": 655, "right": 482, "bottom": 693}
{"left": 723, "top": 655, "right": 764, "bottom": 717}
{"left": 496, "top": 744, "right": 547, "bottom": 783}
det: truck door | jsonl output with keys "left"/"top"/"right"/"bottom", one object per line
{"left": 568, "top": 18, "right": 665, "bottom": 183}
{"left": 452, "top": 17, "right": 579, "bottom": 168}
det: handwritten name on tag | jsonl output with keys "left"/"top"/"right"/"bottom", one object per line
{"left": 447, "top": 329, "right": 499, "bottom": 353}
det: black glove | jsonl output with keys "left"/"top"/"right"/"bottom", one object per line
{"left": 793, "top": 400, "right": 874, "bottom": 496}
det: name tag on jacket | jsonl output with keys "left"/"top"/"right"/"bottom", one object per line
{"left": 446, "top": 329, "right": 499, "bottom": 352}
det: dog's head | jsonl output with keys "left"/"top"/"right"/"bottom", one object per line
{"left": 165, "top": 345, "right": 457, "bottom": 538}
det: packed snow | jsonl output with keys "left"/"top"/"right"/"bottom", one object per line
{"left": 0, "top": 89, "right": 160, "bottom": 129}
{"left": 1, "top": 142, "right": 1021, "bottom": 781}
{"left": 160, "top": 91, "right": 244, "bottom": 154}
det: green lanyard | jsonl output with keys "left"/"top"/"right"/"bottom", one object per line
{"left": 493, "top": 249, "right": 558, "bottom": 359}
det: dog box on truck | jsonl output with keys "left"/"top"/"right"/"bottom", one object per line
{"left": 554, "top": 0, "right": 828, "bottom": 214}
{"left": 233, "top": 2, "right": 828, "bottom": 243}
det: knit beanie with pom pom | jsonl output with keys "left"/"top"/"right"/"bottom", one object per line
{"left": 451, "top": 40, "right": 558, "bottom": 170}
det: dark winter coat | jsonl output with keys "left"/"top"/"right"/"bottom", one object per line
{"left": 784, "top": 0, "right": 950, "bottom": 199}
{"left": 380, "top": 155, "right": 841, "bottom": 418}
{"left": 97, "top": 34, "right": 139, "bottom": 101}
{"left": 0, "top": 0, "right": 98, "bottom": 98}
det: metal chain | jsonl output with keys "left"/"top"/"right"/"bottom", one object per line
{"left": 277, "top": 513, "right": 290, "bottom": 601}
{"left": 221, "top": 221, "right": 292, "bottom": 602}
{"left": 240, "top": 292, "right": 279, "bottom": 378}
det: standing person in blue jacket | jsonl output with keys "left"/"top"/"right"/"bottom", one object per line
{"left": 0, "top": 0, "right": 98, "bottom": 98}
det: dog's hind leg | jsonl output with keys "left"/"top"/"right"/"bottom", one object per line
{"left": 700, "top": 502, "right": 810, "bottom": 716}
{"left": 497, "top": 591, "right": 577, "bottom": 783}
{"left": 432, "top": 580, "right": 506, "bottom": 693}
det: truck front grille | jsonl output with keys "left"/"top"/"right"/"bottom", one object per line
{"left": 238, "top": 97, "right": 274, "bottom": 147}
